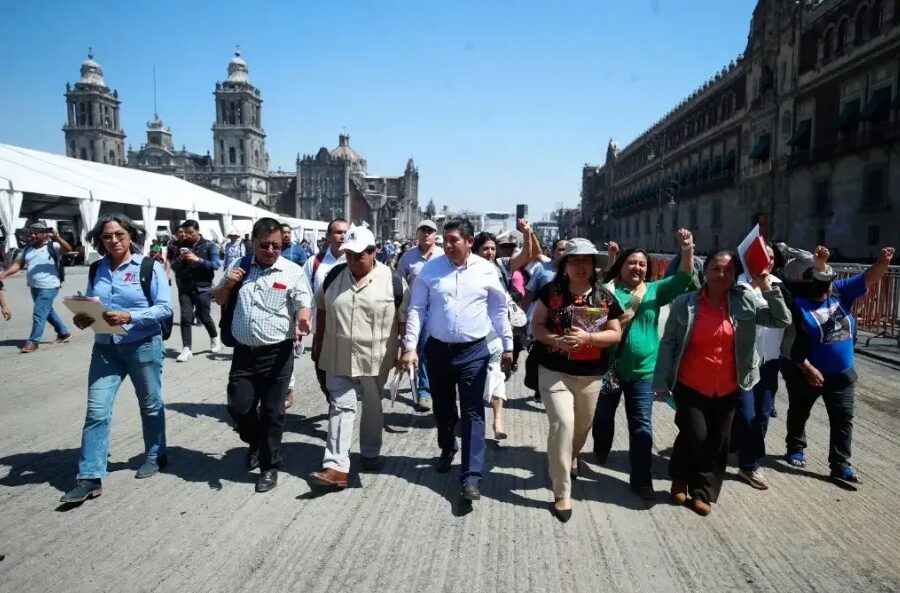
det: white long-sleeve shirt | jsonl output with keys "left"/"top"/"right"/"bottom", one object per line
{"left": 404, "top": 253, "right": 513, "bottom": 352}
{"left": 738, "top": 272, "right": 786, "bottom": 363}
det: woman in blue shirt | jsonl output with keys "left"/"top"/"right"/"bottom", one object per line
{"left": 60, "top": 214, "right": 172, "bottom": 504}
{"left": 783, "top": 245, "right": 894, "bottom": 484}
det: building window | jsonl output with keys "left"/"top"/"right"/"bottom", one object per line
{"left": 868, "top": 225, "right": 880, "bottom": 245}
{"left": 644, "top": 213, "right": 650, "bottom": 234}
{"left": 80, "top": 147, "right": 87, "bottom": 160}
{"left": 814, "top": 179, "right": 830, "bottom": 214}
{"left": 836, "top": 19, "right": 848, "bottom": 55}
{"left": 823, "top": 27, "right": 834, "bottom": 62}
{"left": 69, "top": 141, "right": 75, "bottom": 156}
{"left": 855, "top": 5, "right": 869, "bottom": 44}
{"left": 254, "top": 149, "right": 260, "bottom": 166}
{"left": 711, "top": 196, "right": 722, "bottom": 227}
{"left": 229, "top": 146, "right": 236, "bottom": 164}
{"left": 871, "top": 0, "right": 883, "bottom": 34}
{"left": 817, "top": 228, "right": 826, "bottom": 245}
{"left": 863, "top": 167, "right": 887, "bottom": 210}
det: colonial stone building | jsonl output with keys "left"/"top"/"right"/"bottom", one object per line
{"left": 297, "top": 134, "right": 419, "bottom": 239}
{"left": 64, "top": 50, "right": 419, "bottom": 224}
{"left": 63, "top": 51, "right": 126, "bottom": 166}
{"left": 582, "top": 0, "right": 900, "bottom": 260}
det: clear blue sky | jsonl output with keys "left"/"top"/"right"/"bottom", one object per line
{"left": 1, "top": 0, "right": 756, "bottom": 217}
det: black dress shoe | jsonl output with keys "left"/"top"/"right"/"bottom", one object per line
{"left": 256, "top": 469, "right": 278, "bottom": 493}
{"left": 246, "top": 447, "right": 260, "bottom": 470}
{"left": 361, "top": 456, "right": 386, "bottom": 472}
{"left": 135, "top": 455, "right": 167, "bottom": 479}
{"left": 461, "top": 483, "right": 481, "bottom": 501}
{"left": 435, "top": 453, "right": 454, "bottom": 474}
{"left": 60, "top": 479, "right": 102, "bottom": 503}
{"left": 633, "top": 485, "right": 656, "bottom": 501}
{"left": 550, "top": 503, "right": 572, "bottom": 523}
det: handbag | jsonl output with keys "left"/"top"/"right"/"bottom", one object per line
{"left": 598, "top": 280, "right": 646, "bottom": 397}
{"left": 508, "top": 298, "right": 527, "bottom": 328}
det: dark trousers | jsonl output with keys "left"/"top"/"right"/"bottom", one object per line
{"left": 732, "top": 359, "right": 780, "bottom": 471}
{"left": 524, "top": 343, "right": 541, "bottom": 396}
{"left": 592, "top": 377, "right": 654, "bottom": 488}
{"left": 511, "top": 327, "right": 526, "bottom": 368}
{"left": 178, "top": 287, "right": 217, "bottom": 348}
{"left": 425, "top": 337, "right": 490, "bottom": 486}
{"left": 668, "top": 383, "right": 739, "bottom": 503}
{"left": 784, "top": 364, "right": 856, "bottom": 472}
{"left": 226, "top": 341, "right": 294, "bottom": 470}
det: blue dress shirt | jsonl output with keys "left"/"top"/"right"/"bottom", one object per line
{"left": 86, "top": 254, "right": 173, "bottom": 345}
{"left": 404, "top": 253, "right": 512, "bottom": 352}
{"left": 282, "top": 243, "right": 309, "bottom": 267}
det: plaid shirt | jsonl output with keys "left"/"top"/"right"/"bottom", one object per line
{"left": 218, "top": 255, "right": 312, "bottom": 347}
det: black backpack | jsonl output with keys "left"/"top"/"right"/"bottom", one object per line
{"left": 321, "top": 263, "right": 404, "bottom": 308}
{"left": 219, "top": 255, "right": 253, "bottom": 347}
{"left": 89, "top": 257, "right": 173, "bottom": 339}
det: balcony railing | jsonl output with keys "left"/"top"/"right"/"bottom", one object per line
{"left": 741, "top": 160, "right": 773, "bottom": 179}
{"left": 785, "top": 121, "right": 900, "bottom": 169}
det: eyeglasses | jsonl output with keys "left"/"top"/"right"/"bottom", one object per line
{"left": 257, "top": 242, "right": 283, "bottom": 251}
{"left": 101, "top": 231, "right": 129, "bottom": 243}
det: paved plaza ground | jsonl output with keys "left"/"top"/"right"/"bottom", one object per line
{"left": 0, "top": 267, "right": 898, "bottom": 593}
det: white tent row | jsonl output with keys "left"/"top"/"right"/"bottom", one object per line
{"left": 0, "top": 143, "right": 324, "bottom": 255}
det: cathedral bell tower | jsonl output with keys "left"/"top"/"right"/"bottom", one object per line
{"left": 63, "top": 50, "right": 126, "bottom": 165}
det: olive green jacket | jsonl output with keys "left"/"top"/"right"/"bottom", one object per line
{"left": 652, "top": 286, "right": 792, "bottom": 393}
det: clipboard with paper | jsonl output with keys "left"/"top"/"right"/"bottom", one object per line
{"left": 390, "top": 368, "right": 419, "bottom": 407}
{"left": 62, "top": 296, "right": 128, "bottom": 335}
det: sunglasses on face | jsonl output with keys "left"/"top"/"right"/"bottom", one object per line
{"left": 257, "top": 242, "right": 283, "bottom": 252}
{"left": 101, "top": 231, "right": 130, "bottom": 243}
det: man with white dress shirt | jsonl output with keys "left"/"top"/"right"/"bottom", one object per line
{"left": 396, "top": 219, "right": 443, "bottom": 411}
{"left": 303, "top": 218, "right": 348, "bottom": 396}
{"left": 400, "top": 217, "right": 513, "bottom": 503}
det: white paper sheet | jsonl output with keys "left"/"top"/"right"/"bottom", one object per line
{"left": 63, "top": 296, "right": 127, "bottom": 335}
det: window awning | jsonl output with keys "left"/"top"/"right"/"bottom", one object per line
{"left": 861, "top": 87, "right": 892, "bottom": 122}
{"left": 749, "top": 134, "right": 771, "bottom": 161}
{"left": 723, "top": 150, "right": 736, "bottom": 170}
{"left": 786, "top": 119, "right": 813, "bottom": 148}
{"left": 833, "top": 99, "right": 860, "bottom": 132}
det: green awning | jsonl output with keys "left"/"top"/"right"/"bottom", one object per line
{"left": 749, "top": 134, "right": 771, "bottom": 161}
{"left": 723, "top": 150, "right": 736, "bottom": 170}
{"left": 833, "top": 99, "right": 860, "bottom": 132}
{"left": 861, "top": 87, "right": 892, "bottom": 122}
{"left": 786, "top": 119, "right": 812, "bottom": 148}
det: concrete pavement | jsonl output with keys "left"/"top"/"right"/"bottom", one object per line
{"left": 0, "top": 267, "right": 899, "bottom": 593}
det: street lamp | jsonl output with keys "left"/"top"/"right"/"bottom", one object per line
{"left": 646, "top": 134, "right": 677, "bottom": 253}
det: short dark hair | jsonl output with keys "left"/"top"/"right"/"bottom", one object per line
{"left": 473, "top": 232, "right": 497, "bottom": 253}
{"left": 327, "top": 218, "right": 348, "bottom": 235}
{"left": 443, "top": 217, "right": 475, "bottom": 240}
{"left": 551, "top": 238, "right": 568, "bottom": 251}
{"left": 704, "top": 249, "right": 738, "bottom": 272}
{"left": 252, "top": 217, "right": 282, "bottom": 240}
{"left": 281, "top": 223, "right": 292, "bottom": 231}
{"left": 180, "top": 219, "right": 199, "bottom": 231}
{"left": 86, "top": 213, "right": 146, "bottom": 256}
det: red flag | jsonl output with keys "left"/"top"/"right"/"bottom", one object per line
{"left": 738, "top": 224, "right": 773, "bottom": 278}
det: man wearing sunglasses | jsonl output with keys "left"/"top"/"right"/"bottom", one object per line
{"left": 214, "top": 217, "right": 313, "bottom": 493}
{"left": 0, "top": 222, "right": 73, "bottom": 353}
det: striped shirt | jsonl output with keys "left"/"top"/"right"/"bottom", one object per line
{"left": 217, "top": 255, "right": 313, "bottom": 347}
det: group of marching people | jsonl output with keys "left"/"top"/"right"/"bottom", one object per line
{"left": 48, "top": 209, "right": 894, "bottom": 525}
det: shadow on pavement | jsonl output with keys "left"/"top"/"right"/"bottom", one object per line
{"left": 0, "top": 448, "right": 140, "bottom": 495}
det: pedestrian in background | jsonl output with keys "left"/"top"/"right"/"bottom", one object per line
{"left": 653, "top": 250, "right": 790, "bottom": 516}
{"left": 0, "top": 222, "right": 72, "bottom": 353}
{"left": 172, "top": 219, "right": 221, "bottom": 362}
{"left": 223, "top": 229, "right": 246, "bottom": 270}
{"left": 60, "top": 214, "right": 171, "bottom": 503}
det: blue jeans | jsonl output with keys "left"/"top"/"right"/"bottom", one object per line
{"left": 416, "top": 329, "right": 432, "bottom": 402}
{"left": 732, "top": 359, "right": 779, "bottom": 471}
{"left": 28, "top": 287, "right": 68, "bottom": 344}
{"left": 77, "top": 336, "right": 167, "bottom": 479}
{"left": 592, "top": 377, "right": 655, "bottom": 488}
{"left": 425, "top": 337, "right": 489, "bottom": 486}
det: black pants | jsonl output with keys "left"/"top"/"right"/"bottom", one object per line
{"left": 783, "top": 364, "right": 856, "bottom": 472}
{"left": 226, "top": 341, "right": 294, "bottom": 470}
{"left": 524, "top": 342, "right": 541, "bottom": 396}
{"left": 511, "top": 327, "right": 526, "bottom": 367}
{"left": 668, "top": 383, "right": 739, "bottom": 503}
{"left": 178, "top": 287, "right": 217, "bottom": 348}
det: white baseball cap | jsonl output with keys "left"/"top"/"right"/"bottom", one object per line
{"left": 340, "top": 226, "right": 377, "bottom": 254}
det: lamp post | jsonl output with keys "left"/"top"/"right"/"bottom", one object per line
{"left": 647, "top": 134, "right": 676, "bottom": 253}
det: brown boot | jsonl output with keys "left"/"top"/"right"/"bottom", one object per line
{"left": 670, "top": 481, "right": 689, "bottom": 505}
{"left": 308, "top": 468, "right": 349, "bottom": 488}
{"left": 691, "top": 497, "right": 712, "bottom": 516}
{"left": 20, "top": 342, "right": 38, "bottom": 354}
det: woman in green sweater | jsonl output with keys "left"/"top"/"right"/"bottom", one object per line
{"left": 591, "top": 229, "right": 698, "bottom": 500}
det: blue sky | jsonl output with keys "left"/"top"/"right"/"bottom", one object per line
{"left": 1, "top": 0, "right": 756, "bottom": 217}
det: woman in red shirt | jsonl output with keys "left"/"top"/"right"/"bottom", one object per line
{"left": 653, "top": 250, "right": 790, "bottom": 516}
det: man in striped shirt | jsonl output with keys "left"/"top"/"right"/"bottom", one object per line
{"left": 214, "top": 217, "right": 313, "bottom": 494}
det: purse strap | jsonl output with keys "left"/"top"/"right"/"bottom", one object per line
{"left": 603, "top": 279, "right": 647, "bottom": 358}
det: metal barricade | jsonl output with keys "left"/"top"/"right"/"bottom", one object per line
{"left": 833, "top": 264, "right": 900, "bottom": 347}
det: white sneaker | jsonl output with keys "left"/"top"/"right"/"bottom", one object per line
{"left": 211, "top": 337, "right": 223, "bottom": 354}
{"left": 176, "top": 348, "right": 193, "bottom": 362}
{"left": 738, "top": 468, "right": 770, "bottom": 490}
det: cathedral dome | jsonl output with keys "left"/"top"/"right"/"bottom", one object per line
{"left": 78, "top": 50, "right": 107, "bottom": 87}
{"left": 331, "top": 134, "right": 364, "bottom": 162}
{"left": 226, "top": 50, "right": 250, "bottom": 83}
